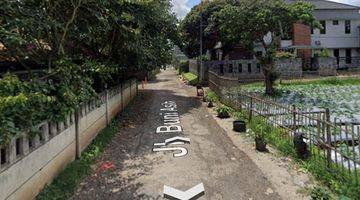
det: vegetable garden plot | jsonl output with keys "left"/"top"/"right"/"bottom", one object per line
{"left": 243, "top": 85, "right": 360, "bottom": 124}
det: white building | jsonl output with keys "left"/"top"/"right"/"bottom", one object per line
{"left": 287, "top": 0, "right": 360, "bottom": 68}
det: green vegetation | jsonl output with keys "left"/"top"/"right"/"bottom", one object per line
{"left": 240, "top": 111, "right": 359, "bottom": 199}
{"left": 182, "top": 72, "right": 198, "bottom": 86}
{"left": 216, "top": 105, "right": 233, "bottom": 118}
{"left": 206, "top": 90, "right": 220, "bottom": 103}
{"left": 240, "top": 77, "right": 360, "bottom": 122}
{"left": 149, "top": 68, "right": 161, "bottom": 81}
{"left": 275, "top": 51, "right": 296, "bottom": 59}
{"left": 242, "top": 77, "right": 360, "bottom": 89}
{"left": 315, "top": 49, "right": 331, "bottom": 58}
{"left": 206, "top": 88, "right": 360, "bottom": 199}
{"left": 36, "top": 97, "right": 136, "bottom": 199}
{"left": 37, "top": 118, "right": 119, "bottom": 200}
{"left": 180, "top": 0, "right": 320, "bottom": 95}
{"left": 0, "top": 1, "right": 179, "bottom": 145}
{"left": 178, "top": 60, "right": 190, "bottom": 75}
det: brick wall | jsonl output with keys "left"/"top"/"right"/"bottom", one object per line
{"left": 293, "top": 23, "right": 312, "bottom": 68}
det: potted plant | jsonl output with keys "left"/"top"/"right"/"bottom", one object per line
{"left": 252, "top": 123, "right": 268, "bottom": 152}
{"left": 216, "top": 105, "right": 232, "bottom": 118}
{"left": 208, "top": 100, "right": 214, "bottom": 108}
{"left": 233, "top": 112, "right": 246, "bottom": 132}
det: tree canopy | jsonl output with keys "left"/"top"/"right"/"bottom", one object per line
{"left": 179, "top": 0, "right": 320, "bottom": 58}
{"left": 0, "top": 0, "right": 180, "bottom": 144}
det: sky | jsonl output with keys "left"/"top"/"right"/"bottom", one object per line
{"left": 171, "top": 0, "right": 360, "bottom": 19}
{"left": 171, "top": 0, "right": 200, "bottom": 19}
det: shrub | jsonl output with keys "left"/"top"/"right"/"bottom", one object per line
{"left": 275, "top": 51, "right": 296, "bottom": 59}
{"left": 310, "top": 187, "right": 332, "bottom": 200}
{"left": 178, "top": 60, "right": 189, "bottom": 74}
{"left": 216, "top": 105, "right": 232, "bottom": 118}
{"left": 206, "top": 90, "right": 219, "bottom": 102}
{"left": 182, "top": 72, "right": 198, "bottom": 86}
{"left": 317, "top": 49, "right": 331, "bottom": 58}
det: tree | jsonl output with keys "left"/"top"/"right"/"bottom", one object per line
{"left": 213, "top": 0, "right": 320, "bottom": 95}
{"left": 179, "top": 0, "right": 237, "bottom": 58}
{"left": 0, "top": 0, "right": 180, "bottom": 144}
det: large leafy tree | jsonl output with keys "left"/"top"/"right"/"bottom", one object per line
{"left": 215, "top": 0, "right": 320, "bottom": 95}
{"left": 180, "top": 0, "right": 320, "bottom": 95}
{"left": 179, "top": 0, "right": 237, "bottom": 58}
{"left": 0, "top": 0, "right": 179, "bottom": 76}
{"left": 0, "top": 0, "right": 180, "bottom": 144}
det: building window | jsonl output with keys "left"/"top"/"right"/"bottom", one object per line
{"left": 320, "top": 21, "right": 326, "bottom": 34}
{"left": 345, "top": 20, "right": 351, "bottom": 34}
{"left": 256, "top": 51, "right": 263, "bottom": 57}
{"left": 248, "top": 63, "right": 252, "bottom": 73}
{"left": 311, "top": 28, "right": 314, "bottom": 34}
{"left": 257, "top": 63, "right": 261, "bottom": 73}
{"left": 228, "top": 64, "right": 233, "bottom": 73}
{"left": 333, "top": 20, "right": 339, "bottom": 25}
{"left": 238, "top": 63, "right": 242, "bottom": 73}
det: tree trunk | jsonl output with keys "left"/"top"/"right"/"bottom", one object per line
{"left": 264, "top": 71, "right": 274, "bottom": 95}
{"left": 263, "top": 63, "right": 275, "bottom": 95}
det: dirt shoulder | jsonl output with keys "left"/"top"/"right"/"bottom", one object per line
{"left": 203, "top": 95, "right": 316, "bottom": 200}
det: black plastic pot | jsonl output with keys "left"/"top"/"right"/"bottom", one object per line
{"left": 208, "top": 101, "right": 214, "bottom": 108}
{"left": 293, "top": 132, "right": 310, "bottom": 159}
{"left": 217, "top": 112, "right": 230, "bottom": 119}
{"left": 233, "top": 120, "right": 246, "bottom": 132}
{"left": 255, "top": 137, "right": 267, "bottom": 152}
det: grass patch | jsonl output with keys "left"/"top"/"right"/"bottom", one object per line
{"left": 182, "top": 72, "right": 198, "bottom": 86}
{"left": 37, "top": 99, "right": 136, "bottom": 200}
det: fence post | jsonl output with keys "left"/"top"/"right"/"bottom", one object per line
{"left": 75, "top": 108, "right": 81, "bottom": 159}
{"left": 292, "top": 105, "right": 296, "bottom": 130}
{"left": 249, "top": 97, "right": 253, "bottom": 121}
{"left": 105, "top": 84, "right": 109, "bottom": 125}
{"left": 121, "top": 83, "right": 124, "bottom": 110}
{"left": 325, "top": 108, "right": 332, "bottom": 167}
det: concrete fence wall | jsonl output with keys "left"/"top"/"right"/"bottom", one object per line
{"left": 0, "top": 80, "right": 137, "bottom": 200}
{"left": 317, "top": 57, "right": 337, "bottom": 76}
{"left": 189, "top": 59, "right": 209, "bottom": 84}
{"left": 189, "top": 59, "right": 198, "bottom": 76}
{"left": 207, "top": 58, "right": 302, "bottom": 84}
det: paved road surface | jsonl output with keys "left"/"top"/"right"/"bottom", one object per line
{"left": 73, "top": 69, "right": 280, "bottom": 200}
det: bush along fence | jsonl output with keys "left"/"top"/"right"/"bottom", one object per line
{"left": 220, "top": 89, "right": 360, "bottom": 198}
{"left": 0, "top": 80, "right": 137, "bottom": 200}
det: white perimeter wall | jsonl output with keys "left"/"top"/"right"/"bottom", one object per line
{"left": 0, "top": 80, "right": 137, "bottom": 200}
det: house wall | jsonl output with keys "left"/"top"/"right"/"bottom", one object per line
{"left": 0, "top": 80, "right": 138, "bottom": 200}
{"left": 312, "top": 19, "right": 360, "bottom": 49}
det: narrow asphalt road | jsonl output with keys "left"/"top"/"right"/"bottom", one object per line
{"left": 73, "top": 69, "right": 281, "bottom": 200}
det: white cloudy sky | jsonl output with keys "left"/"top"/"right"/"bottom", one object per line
{"left": 171, "top": 0, "right": 360, "bottom": 19}
{"left": 171, "top": 0, "right": 199, "bottom": 19}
